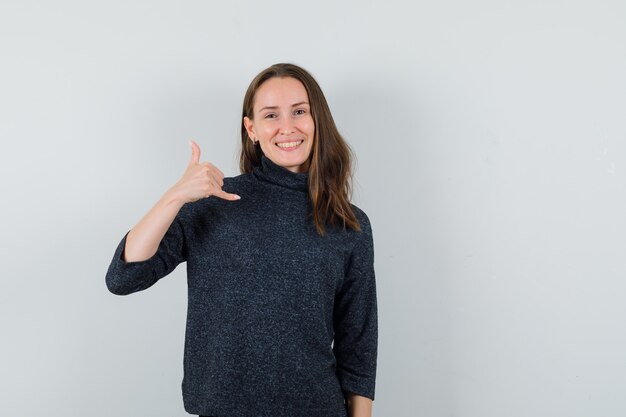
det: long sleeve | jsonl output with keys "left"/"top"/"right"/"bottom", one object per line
{"left": 333, "top": 212, "right": 378, "bottom": 401}
{"left": 105, "top": 204, "right": 190, "bottom": 296}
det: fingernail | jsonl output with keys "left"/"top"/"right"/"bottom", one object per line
{"left": 234, "top": 195, "right": 241, "bottom": 200}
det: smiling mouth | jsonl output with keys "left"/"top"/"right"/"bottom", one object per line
{"left": 276, "top": 140, "right": 304, "bottom": 149}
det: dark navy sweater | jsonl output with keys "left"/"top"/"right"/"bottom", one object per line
{"left": 105, "top": 154, "right": 378, "bottom": 417}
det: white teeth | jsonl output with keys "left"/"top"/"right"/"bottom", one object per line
{"left": 276, "top": 140, "right": 303, "bottom": 148}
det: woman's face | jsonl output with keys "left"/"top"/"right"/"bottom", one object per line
{"left": 244, "top": 76, "right": 315, "bottom": 173}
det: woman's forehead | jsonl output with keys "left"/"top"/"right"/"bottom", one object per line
{"left": 255, "top": 77, "right": 309, "bottom": 107}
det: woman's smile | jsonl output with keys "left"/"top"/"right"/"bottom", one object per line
{"left": 276, "top": 139, "right": 304, "bottom": 150}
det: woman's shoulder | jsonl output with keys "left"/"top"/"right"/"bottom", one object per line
{"left": 339, "top": 203, "right": 374, "bottom": 253}
{"left": 223, "top": 172, "right": 254, "bottom": 193}
{"left": 344, "top": 203, "right": 375, "bottom": 263}
{"left": 349, "top": 202, "right": 373, "bottom": 233}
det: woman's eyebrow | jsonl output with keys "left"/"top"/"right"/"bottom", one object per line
{"left": 259, "top": 101, "right": 309, "bottom": 112}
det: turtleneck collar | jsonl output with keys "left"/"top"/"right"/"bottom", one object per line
{"left": 252, "top": 154, "right": 309, "bottom": 192}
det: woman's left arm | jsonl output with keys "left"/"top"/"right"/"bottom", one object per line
{"left": 334, "top": 211, "right": 378, "bottom": 409}
{"left": 345, "top": 393, "right": 373, "bottom": 417}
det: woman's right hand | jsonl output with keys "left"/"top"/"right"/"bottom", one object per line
{"left": 170, "top": 140, "right": 241, "bottom": 203}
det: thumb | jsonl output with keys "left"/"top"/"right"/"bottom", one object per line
{"left": 188, "top": 140, "right": 201, "bottom": 166}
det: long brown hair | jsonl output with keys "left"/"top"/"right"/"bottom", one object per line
{"left": 239, "top": 63, "right": 361, "bottom": 236}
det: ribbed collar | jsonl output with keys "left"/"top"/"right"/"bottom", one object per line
{"left": 252, "top": 154, "right": 309, "bottom": 192}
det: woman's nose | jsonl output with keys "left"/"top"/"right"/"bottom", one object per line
{"left": 279, "top": 117, "right": 295, "bottom": 135}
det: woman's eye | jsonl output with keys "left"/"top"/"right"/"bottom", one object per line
{"left": 295, "top": 109, "right": 306, "bottom": 115}
{"left": 264, "top": 113, "right": 276, "bottom": 119}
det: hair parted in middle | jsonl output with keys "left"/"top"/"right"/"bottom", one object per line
{"left": 239, "top": 62, "right": 361, "bottom": 236}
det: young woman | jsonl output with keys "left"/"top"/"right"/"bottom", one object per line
{"left": 106, "top": 63, "right": 378, "bottom": 417}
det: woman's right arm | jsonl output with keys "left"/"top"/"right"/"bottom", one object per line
{"left": 106, "top": 140, "right": 240, "bottom": 294}
{"left": 124, "top": 140, "right": 240, "bottom": 261}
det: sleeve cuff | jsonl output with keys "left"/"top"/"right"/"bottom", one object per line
{"left": 337, "top": 368, "right": 376, "bottom": 401}
{"left": 105, "top": 230, "right": 160, "bottom": 295}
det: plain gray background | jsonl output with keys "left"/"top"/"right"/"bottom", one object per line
{"left": 1, "top": 0, "right": 625, "bottom": 416}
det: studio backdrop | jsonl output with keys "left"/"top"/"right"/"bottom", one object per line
{"left": 1, "top": 1, "right": 625, "bottom": 416}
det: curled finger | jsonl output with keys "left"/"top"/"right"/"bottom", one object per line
{"left": 214, "top": 189, "right": 241, "bottom": 201}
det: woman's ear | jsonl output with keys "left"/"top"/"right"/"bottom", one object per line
{"left": 243, "top": 116, "right": 255, "bottom": 141}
